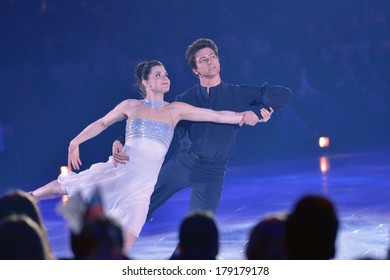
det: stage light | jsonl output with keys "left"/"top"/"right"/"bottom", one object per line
{"left": 60, "top": 166, "right": 69, "bottom": 203}
{"left": 60, "top": 166, "right": 69, "bottom": 177}
{"left": 319, "top": 156, "right": 330, "bottom": 174}
{"left": 319, "top": 136, "right": 330, "bottom": 148}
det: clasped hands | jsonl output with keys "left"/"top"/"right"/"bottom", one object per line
{"left": 239, "top": 107, "right": 274, "bottom": 126}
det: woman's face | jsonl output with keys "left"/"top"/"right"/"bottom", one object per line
{"left": 145, "top": 65, "right": 170, "bottom": 93}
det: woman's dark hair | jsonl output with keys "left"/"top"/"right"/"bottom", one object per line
{"left": 133, "top": 60, "right": 163, "bottom": 97}
{"left": 185, "top": 38, "right": 219, "bottom": 70}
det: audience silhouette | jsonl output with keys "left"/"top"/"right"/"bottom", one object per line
{"left": 70, "top": 216, "right": 129, "bottom": 260}
{"left": 0, "top": 189, "right": 54, "bottom": 259}
{"left": 0, "top": 189, "right": 46, "bottom": 231}
{"left": 58, "top": 188, "right": 129, "bottom": 259}
{"left": 245, "top": 212, "right": 287, "bottom": 260}
{"left": 0, "top": 215, "right": 53, "bottom": 259}
{"left": 170, "top": 212, "right": 219, "bottom": 260}
{"left": 285, "top": 194, "right": 339, "bottom": 260}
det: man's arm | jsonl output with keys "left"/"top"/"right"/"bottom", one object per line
{"left": 259, "top": 83, "right": 293, "bottom": 111}
{"left": 232, "top": 82, "right": 292, "bottom": 124}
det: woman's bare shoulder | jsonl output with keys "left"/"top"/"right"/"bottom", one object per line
{"left": 118, "top": 99, "right": 141, "bottom": 107}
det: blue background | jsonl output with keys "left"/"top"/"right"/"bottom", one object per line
{"left": 1, "top": 0, "right": 389, "bottom": 188}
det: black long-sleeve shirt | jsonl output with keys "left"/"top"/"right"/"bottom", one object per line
{"left": 174, "top": 81, "right": 292, "bottom": 162}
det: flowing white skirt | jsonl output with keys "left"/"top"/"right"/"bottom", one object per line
{"left": 58, "top": 138, "right": 167, "bottom": 237}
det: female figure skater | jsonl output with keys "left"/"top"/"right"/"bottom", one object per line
{"left": 29, "top": 60, "right": 250, "bottom": 253}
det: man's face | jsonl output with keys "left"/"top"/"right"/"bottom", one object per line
{"left": 193, "top": 47, "right": 220, "bottom": 78}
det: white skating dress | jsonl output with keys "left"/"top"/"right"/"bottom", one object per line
{"left": 58, "top": 118, "right": 174, "bottom": 237}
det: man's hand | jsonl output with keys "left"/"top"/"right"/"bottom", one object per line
{"left": 112, "top": 140, "right": 129, "bottom": 167}
{"left": 258, "top": 107, "right": 274, "bottom": 123}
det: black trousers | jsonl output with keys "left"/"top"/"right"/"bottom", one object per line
{"left": 146, "top": 151, "right": 227, "bottom": 221}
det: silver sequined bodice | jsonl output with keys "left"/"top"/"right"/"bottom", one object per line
{"left": 125, "top": 118, "right": 174, "bottom": 149}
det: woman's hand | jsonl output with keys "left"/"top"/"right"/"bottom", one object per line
{"left": 68, "top": 142, "right": 82, "bottom": 170}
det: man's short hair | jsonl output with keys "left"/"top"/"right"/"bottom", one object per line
{"left": 185, "top": 38, "right": 219, "bottom": 69}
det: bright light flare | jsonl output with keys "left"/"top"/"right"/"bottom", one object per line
{"left": 319, "top": 137, "right": 330, "bottom": 148}
{"left": 60, "top": 166, "right": 69, "bottom": 177}
{"left": 60, "top": 166, "right": 69, "bottom": 203}
{"left": 319, "top": 156, "right": 330, "bottom": 174}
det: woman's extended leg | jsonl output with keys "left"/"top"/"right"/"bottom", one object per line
{"left": 123, "top": 231, "right": 137, "bottom": 255}
{"left": 30, "top": 180, "right": 66, "bottom": 201}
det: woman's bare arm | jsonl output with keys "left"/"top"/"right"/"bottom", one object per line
{"left": 170, "top": 102, "right": 243, "bottom": 125}
{"left": 68, "top": 99, "right": 132, "bottom": 170}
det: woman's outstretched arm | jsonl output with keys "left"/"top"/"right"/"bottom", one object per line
{"left": 68, "top": 100, "right": 130, "bottom": 170}
{"left": 169, "top": 101, "right": 243, "bottom": 125}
